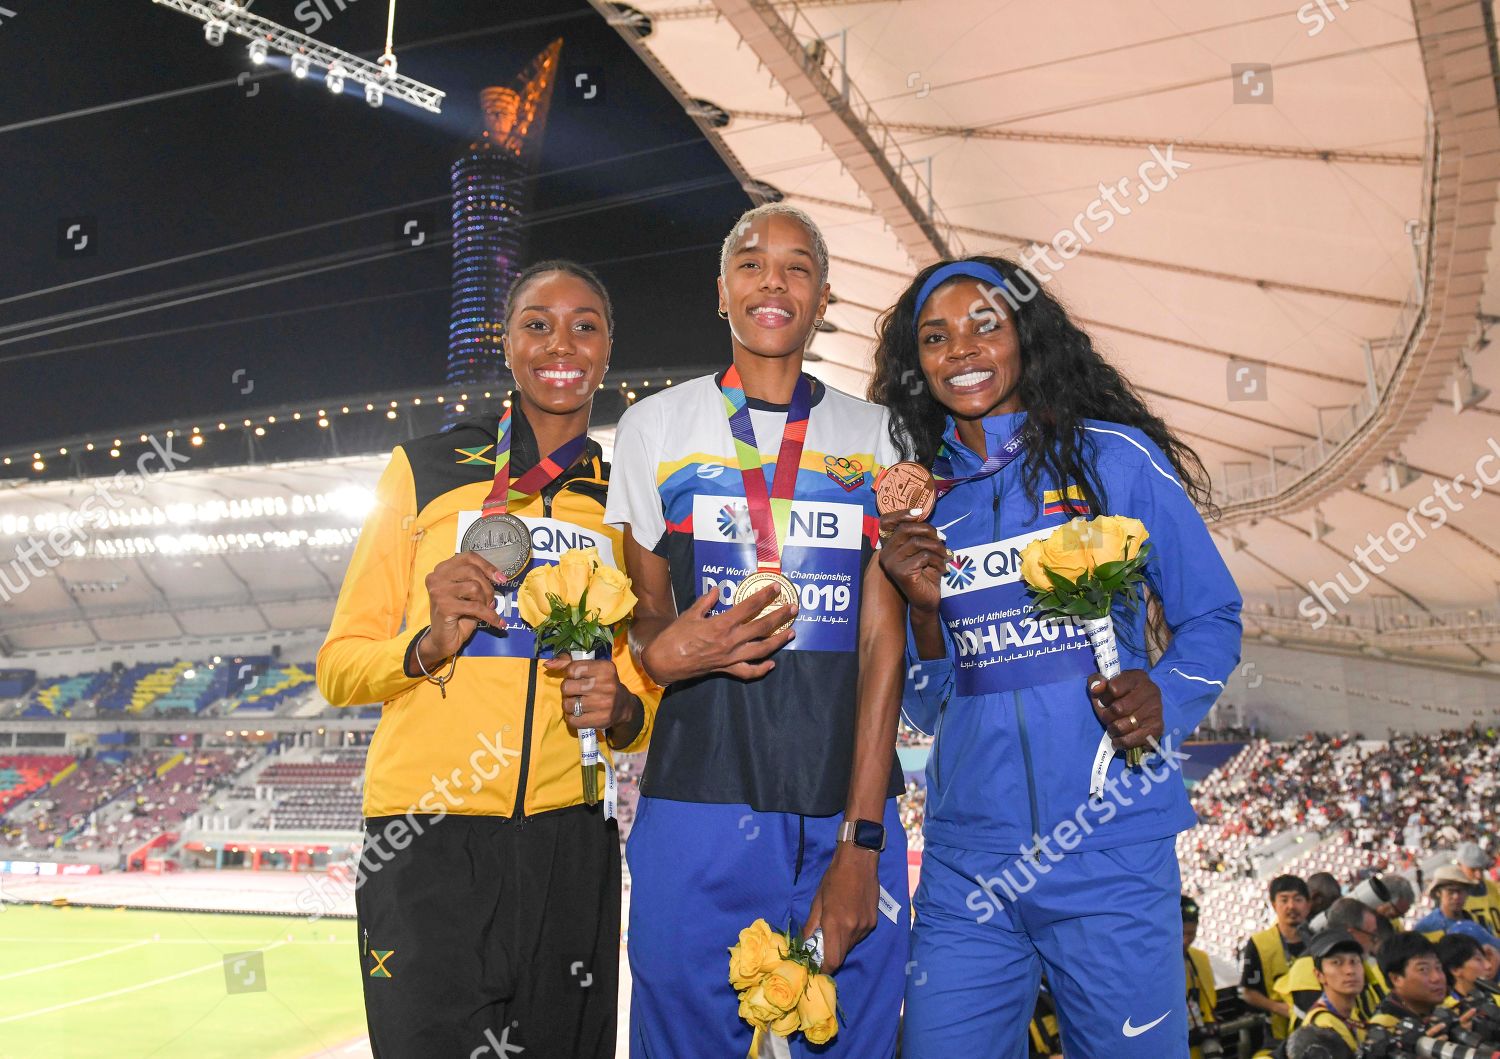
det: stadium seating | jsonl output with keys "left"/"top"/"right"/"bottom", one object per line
{"left": 149, "top": 666, "right": 230, "bottom": 714}
{"left": 24, "top": 671, "right": 108, "bottom": 718}
{"left": 259, "top": 754, "right": 364, "bottom": 830}
{"left": 231, "top": 664, "right": 315, "bottom": 713}
{"left": 94, "top": 661, "right": 189, "bottom": 714}
{"left": 0, "top": 754, "right": 74, "bottom": 813}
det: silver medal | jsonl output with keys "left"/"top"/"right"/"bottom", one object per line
{"left": 460, "top": 512, "right": 532, "bottom": 584}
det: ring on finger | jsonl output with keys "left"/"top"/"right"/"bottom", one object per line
{"left": 1129, "top": 714, "right": 1138, "bottom": 729}
{"left": 573, "top": 697, "right": 583, "bottom": 717}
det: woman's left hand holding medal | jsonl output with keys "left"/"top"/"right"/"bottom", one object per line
{"left": 877, "top": 510, "right": 945, "bottom": 613}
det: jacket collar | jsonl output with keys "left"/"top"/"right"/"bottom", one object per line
{"left": 940, "top": 410, "right": 1028, "bottom": 473}
{"left": 451, "top": 410, "right": 604, "bottom": 482}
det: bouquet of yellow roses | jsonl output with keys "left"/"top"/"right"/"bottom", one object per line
{"left": 1019, "top": 515, "right": 1151, "bottom": 798}
{"left": 728, "top": 918, "right": 839, "bottom": 1056}
{"left": 517, "top": 547, "right": 636, "bottom": 805}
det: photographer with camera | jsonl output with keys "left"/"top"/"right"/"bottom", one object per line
{"left": 1282, "top": 898, "right": 1393, "bottom": 1027}
{"left": 1184, "top": 896, "right": 1220, "bottom": 1058}
{"left": 1371, "top": 932, "right": 1480, "bottom": 1041}
{"left": 1246, "top": 875, "right": 1314, "bottom": 1041}
{"left": 1438, "top": 932, "right": 1500, "bottom": 1049}
{"left": 1303, "top": 931, "right": 1372, "bottom": 1051}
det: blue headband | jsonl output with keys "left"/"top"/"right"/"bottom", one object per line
{"left": 912, "top": 261, "right": 1010, "bottom": 338}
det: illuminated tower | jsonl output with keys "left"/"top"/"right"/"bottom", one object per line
{"left": 446, "top": 40, "right": 562, "bottom": 396}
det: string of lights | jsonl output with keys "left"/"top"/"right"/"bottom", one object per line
{"left": 2, "top": 367, "right": 718, "bottom": 479}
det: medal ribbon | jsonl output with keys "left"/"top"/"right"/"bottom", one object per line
{"left": 718, "top": 365, "right": 812, "bottom": 573}
{"left": 931, "top": 421, "right": 1028, "bottom": 497}
{"left": 479, "top": 407, "right": 590, "bottom": 517}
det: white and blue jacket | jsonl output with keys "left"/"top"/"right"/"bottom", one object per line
{"left": 903, "top": 411, "right": 1242, "bottom": 854}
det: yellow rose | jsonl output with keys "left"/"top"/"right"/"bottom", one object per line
{"left": 586, "top": 562, "right": 638, "bottom": 627}
{"left": 741, "top": 981, "right": 784, "bottom": 1026}
{"left": 798, "top": 972, "right": 838, "bottom": 1045}
{"left": 517, "top": 563, "right": 563, "bottom": 628}
{"left": 1021, "top": 518, "right": 1093, "bottom": 586}
{"left": 737, "top": 989, "right": 769, "bottom": 1030}
{"left": 1019, "top": 538, "right": 1050, "bottom": 592}
{"left": 761, "top": 959, "right": 809, "bottom": 1012}
{"left": 728, "top": 919, "right": 788, "bottom": 991}
{"left": 769, "top": 1005, "right": 801, "bottom": 1036}
{"left": 554, "top": 547, "right": 598, "bottom": 605}
{"left": 1100, "top": 515, "right": 1149, "bottom": 561}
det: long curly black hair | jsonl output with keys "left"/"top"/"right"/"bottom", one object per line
{"left": 867, "top": 254, "right": 1214, "bottom": 518}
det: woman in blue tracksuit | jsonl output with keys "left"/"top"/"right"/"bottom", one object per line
{"left": 868, "top": 257, "right": 1242, "bottom": 1058}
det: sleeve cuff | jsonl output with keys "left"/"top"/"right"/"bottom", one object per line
{"left": 402, "top": 626, "right": 432, "bottom": 679}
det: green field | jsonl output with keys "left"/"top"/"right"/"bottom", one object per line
{"left": 0, "top": 904, "right": 367, "bottom": 1059}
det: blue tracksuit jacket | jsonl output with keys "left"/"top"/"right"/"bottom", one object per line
{"left": 902, "top": 411, "right": 1243, "bottom": 854}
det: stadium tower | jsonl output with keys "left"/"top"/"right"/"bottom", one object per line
{"left": 445, "top": 40, "right": 563, "bottom": 399}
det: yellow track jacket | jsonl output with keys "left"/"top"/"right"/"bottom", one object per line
{"left": 317, "top": 414, "right": 661, "bottom": 820}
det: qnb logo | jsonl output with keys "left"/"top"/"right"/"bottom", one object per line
{"left": 944, "top": 554, "right": 976, "bottom": 591}
{"left": 717, "top": 502, "right": 752, "bottom": 541}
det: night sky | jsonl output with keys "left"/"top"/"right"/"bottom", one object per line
{"left": 0, "top": 0, "right": 749, "bottom": 450}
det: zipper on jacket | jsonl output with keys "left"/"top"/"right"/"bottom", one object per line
{"left": 510, "top": 468, "right": 590, "bottom": 825}
{"left": 993, "top": 471, "right": 1042, "bottom": 857}
{"left": 931, "top": 696, "right": 949, "bottom": 788}
{"left": 510, "top": 657, "right": 540, "bottom": 826}
{"left": 1013, "top": 689, "right": 1042, "bottom": 859}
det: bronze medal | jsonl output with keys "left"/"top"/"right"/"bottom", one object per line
{"left": 461, "top": 512, "right": 531, "bottom": 584}
{"left": 732, "top": 570, "right": 799, "bottom": 632}
{"left": 875, "top": 461, "right": 937, "bottom": 519}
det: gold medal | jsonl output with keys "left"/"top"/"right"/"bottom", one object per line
{"left": 875, "top": 461, "right": 937, "bottom": 519}
{"left": 732, "top": 570, "right": 799, "bottom": 632}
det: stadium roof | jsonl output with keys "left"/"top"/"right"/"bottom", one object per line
{"left": 590, "top": 0, "right": 1500, "bottom": 666}
{"left": 4, "top": 1, "right": 1500, "bottom": 673}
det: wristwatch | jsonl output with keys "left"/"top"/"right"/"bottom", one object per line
{"left": 837, "top": 819, "right": 886, "bottom": 853}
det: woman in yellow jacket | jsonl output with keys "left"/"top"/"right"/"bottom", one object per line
{"left": 317, "top": 260, "right": 659, "bottom": 1059}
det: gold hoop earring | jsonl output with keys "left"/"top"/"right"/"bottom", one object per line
{"left": 717, "top": 309, "right": 728, "bottom": 319}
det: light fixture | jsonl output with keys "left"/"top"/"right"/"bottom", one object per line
{"left": 365, "top": 81, "right": 384, "bottom": 108}
{"left": 191, "top": 436, "right": 205, "bottom": 447}
{"left": 157, "top": 0, "right": 444, "bottom": 112}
